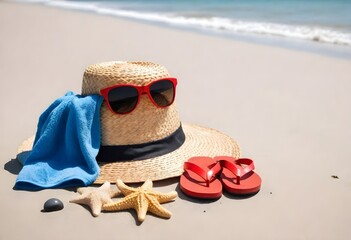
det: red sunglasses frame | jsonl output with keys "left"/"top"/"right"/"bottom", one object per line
{"left": 100, "top": 78, "right": 178, "bottom": 114}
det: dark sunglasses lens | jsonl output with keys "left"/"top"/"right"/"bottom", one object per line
{"left": 149, "top": 80, "right": 175, "bottom": 107}
{"left": 107, "top": 86, "right": 138, "bottom": 114}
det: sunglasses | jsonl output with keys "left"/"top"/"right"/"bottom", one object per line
{"left": 100, "top": 78, "right": 177, "bottom": 114}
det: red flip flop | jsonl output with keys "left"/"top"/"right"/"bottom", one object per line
{"left": 215, "top": 156, "right": 261, "bottom": 195}
{"left": 180, "top": 156, "right": 222, "bottom": 199}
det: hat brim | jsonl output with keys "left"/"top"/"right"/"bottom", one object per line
{"left": 17, "top": 124, "right": 240, "bottom": 184}
{"left": 95, "top": 124, "right": 240, "bottom": 183}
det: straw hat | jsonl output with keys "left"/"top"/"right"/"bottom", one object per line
{"left": 20, "top": 61, "right": 240, "bottom": 183}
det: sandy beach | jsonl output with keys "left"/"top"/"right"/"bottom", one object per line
{"left": 1, "top": 2, "right": 351, "bottom": 239}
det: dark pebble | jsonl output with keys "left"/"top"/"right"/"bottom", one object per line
{"left": 43, "top": 198, "right": 64, "bottom": 212}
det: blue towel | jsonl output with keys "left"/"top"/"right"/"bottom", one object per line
{"left": 15, "top": 91, "right": 103, "bottom": 190}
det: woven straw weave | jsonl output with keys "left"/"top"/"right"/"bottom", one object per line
{"left": 82, "top": 61, "right": 180, "bottom": 145}
{"left": 82, "top": 61, "right": 170, "bottom": 95}
{"left": 100, "top": 101, "right": 180, "bottom": 145}
{"left": 95, "top": 124, "right": 240, "bottom": 183}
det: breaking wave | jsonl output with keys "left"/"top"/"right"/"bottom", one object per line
{"left": 21, "top": 0, "right": 351, "bottom": 46}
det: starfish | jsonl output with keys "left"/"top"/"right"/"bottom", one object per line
{"left": 102, "top": 179, "right": 178, "bottom": 222}
{"left": 70, "top": 182, "right": 121, "bottom": 217}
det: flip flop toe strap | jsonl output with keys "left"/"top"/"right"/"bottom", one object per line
{"left": 219, "top": 158, "right": 255, "bottom": 184}
{"left": 183, "top": 161, "right": 222, "bottom": 187}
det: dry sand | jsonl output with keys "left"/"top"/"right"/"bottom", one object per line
{"left": 1, "top": 2, "right": 351, "bottom": 240}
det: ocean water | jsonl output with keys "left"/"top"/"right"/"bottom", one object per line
{"left": 19, "top": 0, "right": 351, "bottom": 56}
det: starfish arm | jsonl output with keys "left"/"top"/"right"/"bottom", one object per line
{"left": 102, "top": 193, "right": 137, "bottom": 212}
{"left": 77, "top": 187, "right": 90, "bottom": 194}
{"left": 149, "top": 191, "right": 178, "bottom": 203}
{"left": 69, "top": 193, "right": 91, "bottom": 204}
{"left": 141, "top": 179, "right": 153, "bottom": 190}
{"left": 136, "top": 193, "right": 150, "bottom": 222}
{"left": 116, "top": 179, "right": 138, "bottom": 195}
{"left": 70, "top": 195, "right": 103, "bottom": 217}
{"left": 91, "top": 203, "right": 102, "bottom": 217}
{"left": 100, "top": 181, "right": 111, "bottom": 191}
{"left": 146, "top": 195, "right": 172, "bottom": 219}
{"left": 137, "top": 201, "right": 148, "bottom": 222}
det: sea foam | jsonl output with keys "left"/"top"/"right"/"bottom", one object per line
{"left": 20, "top": 0, "right": 351, "bottom": 46}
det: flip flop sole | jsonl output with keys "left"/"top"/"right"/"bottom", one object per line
{"left": 180, "top": 157, "right": 222, "bottom": 199}
{"left": 221, "top": 168, "right": 261, "bottom": 195}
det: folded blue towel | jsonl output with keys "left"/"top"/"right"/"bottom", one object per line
{"left": 15, "top": 91, "right": 103, "bottom": 190}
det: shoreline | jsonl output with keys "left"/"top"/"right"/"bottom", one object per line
{"left": 16, "top": 0, "right": 351, "bottom": 60}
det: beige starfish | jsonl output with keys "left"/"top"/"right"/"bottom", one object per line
{"left": 102, "top": 179, "right": 178, "bottom": 222}
{"left": 70, "top": 182, "right": 121, "bottom": 217}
